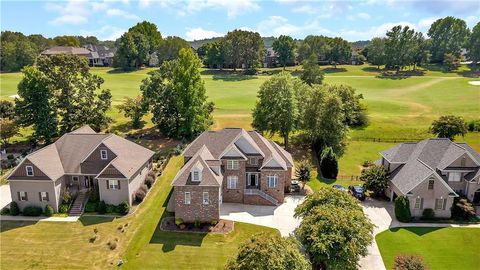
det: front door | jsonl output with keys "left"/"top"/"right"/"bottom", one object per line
{"left": 84, "top": 176, "right": 90, "bottom": 188}
{"left": 248, "top": 173, "right": 258, "bottom": 188}
{"left": 473, "top": 190, "right": 480, "bottom": 204}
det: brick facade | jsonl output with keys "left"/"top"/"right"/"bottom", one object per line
{"left": 174, "top": 186, "right": 220, "bottom": 223}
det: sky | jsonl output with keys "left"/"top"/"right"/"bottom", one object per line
{"left": 1, "top": 0, "right": 479, "bottom": 42}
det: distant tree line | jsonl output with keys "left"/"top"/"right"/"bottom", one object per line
{"left": 364, "top": 17, "right": 480, "bottom": 72}
{"left": 0, "top": 31, "right": 114, "bottom": 72}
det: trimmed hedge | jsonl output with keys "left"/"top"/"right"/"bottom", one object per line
{"left": 9, "top": 201, "right": 19, "bottom": 216}
{"left": 118, "top": 201, "right": 130, "bottom": 215}
{"left": 395, "top": 196, "right": 412, "bottom": 222}
{"left": 44, "top": 205, "right": 54, "bottom": 217}
{"left": 135, "top": 189, "right": 146, "bottom": 203}
{"left": 85, "top": 201, "right": 98, "bottom": 213}
{"left": 23, "top": 205, "right": 43, "bottom": 216}
{"left": 59, "top": 203, "right": 69, "bottom": 213}
{"left": 421, "top": 208, "right": 435, "bottom": 220}
{"left": 98, "top": 201, "right": 107, "bottom": 214}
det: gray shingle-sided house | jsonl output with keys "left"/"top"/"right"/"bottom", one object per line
{"left": 7, "top": 126, "right": 154, "bottom": 213}
{"left": 379, "top": 138, "right": 480, "bottom": 218}
{"left": 171, "top": 128, "right": 294, "bottom": 223}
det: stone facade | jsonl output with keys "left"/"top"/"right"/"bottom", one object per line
{"left": 174, "top": 186, "right": 220, "bottom": 223}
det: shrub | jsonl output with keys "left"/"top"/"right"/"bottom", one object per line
{"left": 89, "top": 185, "right": 100, "bottom": 202}
{"left": 421, "top": 208, "right": 435, "bottom": 220}
{"left": 1, "top": 207, "right": 10, "bottom": 215}
{"left": 118, "top": 201, "right": 130, "bottom": 215}
{"left": 244, "top": 68, "right": 257, "bottom": 75}
{"left": 23, "top": 205, "right": 43, "bottom": 216}
{"left": 194, "top": 219, "right": 201, "bottom": 228}
{"left": 85, "top": 201, "right": 98, "bottom": 213}
{"left": 9, "top": 201, "right": 19, "bottom": 216}
{"left": 395, "top": 196, "right": 412, "bottom": 222}
{"left": 467, "top": 119, "right": 480, "bottom": 132}
{"left": 360, "top": 165, "right": 389, "bottom": 197}
{"left": 107, "top": 240, "right": 117, "bottom": 250}
{"left": 144, "top": 175, "right": 155, "bottom": 188}
{"left": 135, "top": 189, "right": 146, "bottom": 203}
{"left": 211, "top": 219, "right": 218, "bottom": 226}
{"left": 89, "top": 234, "right": 97, "bottom": 243}
{"left": 451, "top": 197, "right": 476, "bottom": 220}
{"left": 59, "top": 203, "right": 69, "bottom": 214}
{"left": 106, "top": 204, "right": 116, "bottom": 214}
{"left": 362, "top": 160, "right": 374, "bottom": 167}
{"left": 62, "top": 191, "right": 72, "bottom": 204}
{"left": 394, "top": 254, "right": 427, "bottom": 270}
{"left": 295, "top": 160, "right": 311, "bottom": 189}
{"left": 44, "top": 205, "right": 54, "bottom": 217}
{"left": 320, "top": 147, "right": 338, "bottom": 179}
{"left": 98, "top": 201, "right": 107, "bottom": 214}
{"left": 175, "top": 218, "right": 184, "bottom": 226}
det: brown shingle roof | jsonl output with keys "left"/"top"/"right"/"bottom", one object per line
{"left": 41, "top": 46, "right": 91, "bottom": 55}
{"left": 172, "top": 146, "right": 222, "bottom": 187}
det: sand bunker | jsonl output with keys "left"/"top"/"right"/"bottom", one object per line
{"left": 468, "top": 81, "right": 480, "bottom": 86}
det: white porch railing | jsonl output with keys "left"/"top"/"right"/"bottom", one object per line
{"left": 244, "top": 189, "right": 279, "bottom": 205}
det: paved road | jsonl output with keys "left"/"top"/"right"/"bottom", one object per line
{"left": 0, "top": 184, "right": 11, "bottom": 210}
{"left": 220, "top": 195, "right": 304, "bottom": 236}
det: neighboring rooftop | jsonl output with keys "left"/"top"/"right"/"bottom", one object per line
{"left": 41, "top": 46, "right": 91, "bottom": 55}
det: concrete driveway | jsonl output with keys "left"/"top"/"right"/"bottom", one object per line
{"left": 220, "top": 195, "right": 305, "bottom": 236}
{"left": 0, "top": 184, "right": 11, "bottom": 210}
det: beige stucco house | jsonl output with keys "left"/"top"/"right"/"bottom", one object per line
{"left": 171, "top": 128, "right": 294, "bottom": 223}
{"left": 379, "top": 138, "right": 480, "bottom": 218}
{"left": 7, "top": 126, "right": 154, "bottom": 213}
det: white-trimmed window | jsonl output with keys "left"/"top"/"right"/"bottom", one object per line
{"left": 227, "top": 160, "right": 239, "bottom": 170}
{"left": 19, "top": 191, "right": 28, "bottom": 201}
{"left": 428, "top": 179, "right": 434, "bottom": 190}
{"left": 184, "top": 192, "right": 191, "bottom": 205}
{"left": 108, "top": 180, "right": 120, "bottom": 190}
{"left": 192, "top": 170, "right": 201, "bottom": 181}
{"left": 448, "top": 172, "right": 461, "bottom": 182}
{"left": 203, "top": 192, "right": 209, "bottom": 205}
{"left": 40, "top": 191, "right": 49, "bottom": 202}
{"left": 26, "top": 165, "right": 34, "bottom": 176}
{"left": 267, "top": 175, "right": 278, "bottom": 188}
{"left": 100, "top": 149, "right": 108, "bottom": 160}
{"left": 227, "top": 176, "right": 238, "bottom": 189}
{"left": 248, "top": 157, "right": 258, "bottom": 165}
{"left": 414, "top": 197, "right": 423, "bottom": 209}
{"left": 435, "top": 198, "right": 446, "bottom": 210}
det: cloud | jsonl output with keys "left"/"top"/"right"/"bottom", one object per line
{"left": 339, "top": 21, "right": 417, "bottom": 41}
{"left": 106, "top": 8, "right": 139, "bottom": 20}
{"left": 81, "top": 25, "right": 126, "bottom": 41}
{"left": 185, "top": 28, "right": 224, "bottom": 40}
{"left": 255, "top": 16, "right": 332, "bottom": 38}
{"left": 184, "top": 0, "right": 260, "bottom": 18}
{"left": 46, "top": 0, "right": 90, "bottom": 25}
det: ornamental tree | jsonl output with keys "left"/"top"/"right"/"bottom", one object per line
{"left": 430, "top": 115, "right": 467, "bottom": 141}
{"left": 360, "top": 165, "right": 389, "bottom": 197}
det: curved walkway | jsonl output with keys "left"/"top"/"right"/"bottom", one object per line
{"left": 359, "top": 198, "right": 480, "bottom": 270}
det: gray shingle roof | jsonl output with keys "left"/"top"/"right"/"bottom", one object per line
{"left": 385, "top": 138, "right": 480, "bottom": 194}
{"left": 172, "top": 146, "right": 222, "bottom": 187}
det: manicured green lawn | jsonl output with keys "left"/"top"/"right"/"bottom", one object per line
{"left": 376, "top": 227, "right": 480, "bottom": 270}
{"left": 1, "top": 64, "right": 479, "bottom": 177}
{"left": 0, "top": 156, "right": 278, "bottom": 269}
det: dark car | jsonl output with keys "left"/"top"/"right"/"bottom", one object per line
{"left": 332, "top": 184, "right": 346, "bottom": 191}
{"left": 291, "top": 180, "right": 301, "bottom": 192}
{"left": 348, "top": 185, "right": 366, "bottom": 201}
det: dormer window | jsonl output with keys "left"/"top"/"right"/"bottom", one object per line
{"left": 26, "top": 166, "right": 34, "bottom": 176}
{"left": 192, "top": 170, "right": 201, "bottom": 181}
{"left": 100, "top": 150, "right": 108, "bottom": 160}
{"left": 248, "top": 157, "right": 258, "bottom": 165}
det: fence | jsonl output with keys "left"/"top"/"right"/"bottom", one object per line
{"left": 350, "top": 137, "right": 425, "bottom": 143}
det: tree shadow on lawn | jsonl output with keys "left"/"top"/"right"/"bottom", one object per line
{"left": 0, "top": 220, "right": 38, "bottom": 233}
{"left": 212, "top": 74, "right": 258, "bottom": 81}
{"left": 148, "top": 209, "right": 207, "bottom": 252}
{"left": 79, "top": 216, "right": 115, "bottom": 226}
{"left": 362, "top": 66, "right": 382, "bottom": 73}
{"left": 389, "top": 227, "right": 444, "bottom": 236}
{"left": 322, "top": 67, "right": 347, "bottom": 74}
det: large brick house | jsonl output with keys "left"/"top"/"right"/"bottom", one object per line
{"left": 171, "top": 128, "right": 294, "bottom": 222}
{"left": 7, "top": 126, "right": 154, "bottom": 213}
{"left": 379, "top": 138, "right": 480, "bottom": 218}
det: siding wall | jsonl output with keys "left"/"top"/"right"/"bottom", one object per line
{"left": 127, "top": 161, "right": 150, "bottom": 205}
{"left": 408, "top": 174, "right": 453, "bottom": 218}
{"left": 9, "top": 180, "right": 59, "bottom": 212}
{"left": 80, "top": 144, "right": 117, "bottom": 174}
{"left": 98, "top": 178, "right": 130, "bottom": 205}
{"left": 9, "top": 160, "right": 50, "bottom": 180}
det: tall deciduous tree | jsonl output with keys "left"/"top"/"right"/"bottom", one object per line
{"left": 297, "top": 35, "right": 330, "bottom": 62}
{"left": 157, "top": 36, "right": 191, "bottom": 64}
{"left": 0, "top": 31, "right": 38, "bottom": 72}
{"left": 365, "top": 37, "right": 386, "bottom": 69}
{"left": 128, "top": 21, "right": 163, "bottom": 51}
{"left": 15, "top": 66, "right": 58, "bottom": 142}
{"left": 272, "top": 35, "right": 296, "bottom": 69}
{"left": 295, "top": 187, "right": 374, "bottom": 270}
{"left": 141, "top": 48, "right": 213, "bottom": 139}
{"left": 116, "top": 95, "right": 148, "bottom": 129}
{"left": 223, "top": 29, "right": 264, "bottom": 70}
{"left": 385, "top": 25, "right": 417, "bottom": 72}
{"left": 430, "top": 115, "right": 467, "bottom": 140}
{"left": 226, "top": 233, "right": 311, "bottom": 270}
{"left": 327, "top": 37, "right": 352, "bottom": 68}
{"left": 466, "top": 22, "right": 480, "bottom": 68}
{"left": 360, "top": 165, "right": 389, "bottom": 197}
{"left": 300, "top": 53, "right": 324, "bottom": 85}
{"left": 36, "top": 55, "right": 112, "bottom": 133}
{"left": 303, "top": 85, "right": 348, "bottom": 158}
{"left": 328, "top": 84, "right": 367, "bottom": 127}
{"left": 252, "top": 72, "right": 305, "bottom": 149}
{"left": 428, "top": 16, "right": 468, "bottom": 63}
{"left": 204, "top": 40, "right": 225, "bottom": 69}
{"left": 53, "top": 35, "right": 80, "bottom": 47}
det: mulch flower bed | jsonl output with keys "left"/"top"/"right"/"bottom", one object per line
{"left": 160, "top": 217, "right": 234, "bottom": 234}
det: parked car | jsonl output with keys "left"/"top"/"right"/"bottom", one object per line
{"left": 332, "top": 184, "right": 346, "bottom": 191}
{"left": 291, "top": 180, "right": 301, "bottom": 192}
{"left": 348, "top": 185, "right": 365, "bottom": 201}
